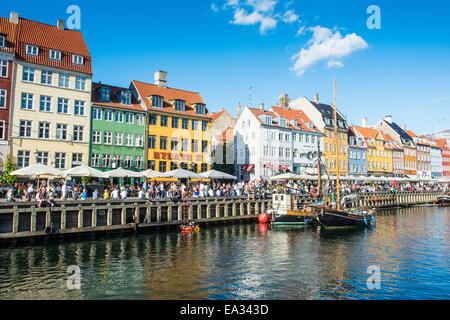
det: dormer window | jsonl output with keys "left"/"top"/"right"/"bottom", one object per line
{"left": 100, "top": 87, "right": 111, "bottom": 102}
{"left": 72, "top": 54, "right": 84, "bottom": 65}
{"left": 195, "top": 103, "right": 206, "bottom": 115}
{"left": 120, "top": 90, "right": 131, "bottom": 105}
{"left": 26, "top": 44, "right": 39, "bottom": 56}
{"left": 265, "top": 115, "right": 272, "bottom": 125}
{"left": 291, "top": 119, "right": 298, "bottom": 127}
{"left": 324, "top": 118, "right": 332, "bottom": 126}
{"left": 0, "top": 35, "right": 5, "bottom": 48}
{"left": 338, "top": 120, "right": 344, "bottom": 128}
{"left": 174, "top": 100, "right": 185, "bottom": 112}
{"left": 151, "top": 95, "right": 163, "bottom": 108}
{"left": 280, "top": 117, "right": 286, "bottom": 127}
{"left": 49, "top": 50, "right": 62, "bottom": 61}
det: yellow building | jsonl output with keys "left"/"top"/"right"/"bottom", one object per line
{"left": 352, "top": 126, "right": 393, "bottom": 176}
{"left": 131, "top": 71, "right": 212, "bottom": 173}
{"left": 9, "top": 16, "right": 92, "bottom": 169}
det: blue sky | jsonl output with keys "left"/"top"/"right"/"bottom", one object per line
{"left": 2, "top": 0, "right": 450, "bottom": 134}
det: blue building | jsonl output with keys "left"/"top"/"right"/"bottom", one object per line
{"left": 348, "top": 127, "right": 367, "bottom": 176}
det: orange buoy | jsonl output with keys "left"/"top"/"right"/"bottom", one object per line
{"left": 258, "top": 213, "right": 270, "bottom": 224}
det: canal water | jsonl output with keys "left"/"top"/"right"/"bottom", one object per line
{"left": 0, "top": 206, "right": 449, "bottom": 300}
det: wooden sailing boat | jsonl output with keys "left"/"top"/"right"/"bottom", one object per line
{"left": 316, "top": 79, "right": 377, "bottom": 229}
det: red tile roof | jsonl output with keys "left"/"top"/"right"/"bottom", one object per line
{"left": 91, "top": 82, "right": 146, "bottom": 112}
{"left": 211, "top": 110, "right": 225, "bottom": 122}
{"left": 435, "top": 139, "right": 449, "bottom": 150}
{"left": 248, "top": 107, "right": 294, "bottom": 129}
{"left": 271, "top": 107, "right": 322, "bottom": 134}
{"left": 0, "top": 17, "right": 18, "bottom": 54}
{"left": 132, "top": 80, "right": 212, "bottom": 120}
{"left": 14, "top": 18, "right": 92, "bottom": 74}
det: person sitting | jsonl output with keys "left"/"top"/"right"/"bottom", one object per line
{"left": 103, "top": 189, "right": 110, "bottom": 200}
{"left": 93, "top": 189, "right": 99, "bottom": 200}
{"left": 81, "top": 189, "right": 88, "bottom": 200}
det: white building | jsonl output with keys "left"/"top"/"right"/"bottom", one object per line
{"left": 429, "top": 140, "right": 443, "bottom": 180}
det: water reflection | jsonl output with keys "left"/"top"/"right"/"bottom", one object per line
{"left": 0, "top": 206, "right": 449, "bottom": 300}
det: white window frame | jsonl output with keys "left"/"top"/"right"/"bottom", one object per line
{"left": 125, "top": 112, "right": 134, "bottom": 124}
{"left": 41, "top": 70, "right": 53, "bottom": 85}
{"left": 73, "top": 125, "right": 84, "bottom": 142}
{"left": 49, "top": 50, "right": 62, "bottom": 61}
{"left": 0, "top": 59, "right": 7, "bottom": 78}
{"left": 26, "top": 44, "right": 39, "bottom": 56}
{"left": 75, "top": 76, "right": 86, "bottom": 91}
{"left": 22, "top": 67, "right": 35, "bottom": 82}
{"left": 72, "top": 153, "right": 83, "bottom": 167}
{"left": 56, "top": 124, "right": 68, "bottom": 141}
{"left": 104, "top": 132, "right": 112, "bottom": 145}
{"left": 58, "top": 73, "right": 70, "bottom": 88}
{"left": 57, "top": 98, "right": 69, "bottom": 114}
{"left": 93, "top": 108, "right": 102, "bottom": 120}
{"left": 115, "top": 132, "right": 123, "bottom": 146}
{"left": 91, "top": 153, "right": 100, "bottom": 167}
{"left": 55, "top": 152, "right": 66, "bottom": 169}
{"left": 92, "top": 131, "right": 101, "bottom": 144}
{"left": 0, "top": 35, "right": 5, "bottom": 48}
{"left": 0, "top": 120, "right": 5, "bottom": 140}
{"left": 0, "top": 89, "right": 6, "bottom": 109}
{"left": 115, "top": 111, "right": 124, "bottom": 123}
{"left": 126, "top": 133, "right": 133, "bottom": 146}
{"left": 72, "top": 54, "right": 84, "bottom": 65}
{"left": 136, "top": 134, "right": 144, "bottom": 147}
{"left": 38, "top": 122, "right": 50, "bottom": 139}
{"left": 36, "top": 152, "right": 49, "bottom": 165}
{"left": 21, "top": 93, "right": 34, "bottom": 110}
{"left": 17, "top": 150, "right": 31, "bottom": 168}
{"left": 136, "top": 114, "right": 145, "bottom": 125}
{"left": 74, "top": 100, "right": 85, "bottom": 116}
{"left": 39, "top": 95, "right": 52, "bottom": 112}
{"left": 104, "top": 110, "right": 113, "bottom": 121}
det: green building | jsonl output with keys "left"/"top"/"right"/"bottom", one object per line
{"left": 89, "top": 83, "right": 147, "bottom": 171}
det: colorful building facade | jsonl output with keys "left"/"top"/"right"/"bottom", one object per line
{"left": 348, "top": 127, "right": 367, "bottom": 176}
{"left": 132, "top": 72, "right": 212, "bottom": 173}
{"left": 90, "top": 83, "right": 146, "bottom": 171}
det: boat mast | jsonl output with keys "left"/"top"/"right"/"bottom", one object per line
{"left": 333, "top": 78, "right": 341, "bottom": 210}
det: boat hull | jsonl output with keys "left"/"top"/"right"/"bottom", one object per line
{"left": 437, "top": 197, "right": 450, "bottom": 207}
{"left": 317, "top": 210, "right": 376, "bottom": 229}
{"left": 269, "top": 212, "right": 314, "bottom": 225}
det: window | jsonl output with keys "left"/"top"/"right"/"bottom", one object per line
{"left": 174, "top": 100, "right": 185, "bottom": 111}
{"left": 160, "top": 136, "right": 168, "bottom": 150}
{"left": 49, "top": 50, "right": 61, "bottom": 61}
{"left": 136, "top": 114, "right": 145, "bottom": 125}
{"left": 152, "top": 96, "right": 163, "bottom": 108}
{"left": 202, "top": 121, "right": 208, "bottom": 131}
{"left": 21, "top": 93, "right": 33, "bottom": 110}
{"left": 40, "top": 70, "right": 53, "bottom": 85}
{"left": 195, "top": 104, "right": 206, "bottom": 115}
{"left": 22, "top": 67, "right": 35, "bottom": 82}
{"left": 104, "top": 110, "right": 113, "bottom": 121}
{"left": 170, "top": 162, "right": 178, "bottom": 171}
{"left": 74, "top": 100, "right": 85, "bottom": 116}
{"left": 149, "top": 114, "right": 157, "bottom": 125}
{"left": 59, "top": 73, "right": 70, "bottom": 88}
{"left": 93, "top": 108, "right": 102, "bottom": 120}
{"left": 57, "top": 98, "right": 68, "bottom": 114}
{"left": 0, "top": 120, "right": 5, "bottom": 140}
{"left": 17, "top": 151, "right": 30, "bottom": 168}
{"left": 0, "top": 60, "right": 7, "bottom": 77}
{"left": 38, "top": 122, "right": 50, "bottom": 139}
{"left": 126, "top": 134, "right": 133, "bottom": 146}
{"left": 36, "top": 152, "right": 49, "bottom": 165}
{"left": 75, "top": 77, "right": 86, "bottom": 91}
{"left": 192, "top": 120, "right": 198, "bottom": 131}
{"left": 121, "top": 91, "right": 131, "bottom": 105}
{"left": 92, "top": 131, "right": 101, "bottom": 144}
{"left": 148, "top": 160, "right": 156, "bottom": 170}
{"left": 191, "top": 139, "right": 198, "bottom": 153}
{"left": 72, "top": 154, "right": 83, "bottom": 167}
{"left": 135, "top": 156, "right": 143, "bottom": 169}
{"left": 202, "top": 140, "right": 208, "bottom": 153}
{"left": 26, "top": 45, "right": 39, "bottom": 56}
{"left": 56, "top": 124, "right": 67, "bottom": 140}
{"left": 135, "top": 135, "right": 144, "bottom": 147}
{"left": 73, "top": 126, "right": 84, "bottom": 142}
{"left": 55, "top": 153, "right": 66, "bottom": 169}
{"left": 0, "top": 36, "right": 5, "bottom": 48}
{"left": 115, "top": 132, "right": 123, "bottom": 145}
{"left": 39, "top": 96, "right": 51, "bottom": 112}
{"left": 171, "top": 137, "right": 179, "bottom": 151}
{"left": 115, "top": 111, "right": 124, "bottom": 122}
{"left": 125, "top": 112, "right": 134, "bottom": 124}
{"left": 112, "top": 155, "right": 121, "bottom": 169}
{"left": 172, "top": 117, "right": 179, "bottom": 128}
{"left": 91, "top": 154, "right": 100, "bottom": 167}
{"left": 0, "top": 89, "right": 7, "bottom": 108}
{"left": 181, "top": 138, "right": 189, "bottom": 151}
{"left": 159, "top": 161, "right": 167, "bottom": 173}
{"left": 148, "top": 135, "right": 157, "bottom": 149}
{"left": 104, "top": 132, "right": 112, "bottom": 145}
{"left": 160, "top": 116, "right": 168, "bottom": 127}
{"left": 102, "top": 154, "right": 111, "bottom": 168}
{"left": 73, "top": 55, "right": 84, "bottom": 65}
{"left": 201, "top": 163, "right": 208, "bottom": 173}
{"left": 123, "top": 156, "right": 132, "bottom": 168}
{"left": 182, "top": 118, "right": 189, "bottom": 129}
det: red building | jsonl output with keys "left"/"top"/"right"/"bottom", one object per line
{"left": 436, "top": 139, "right": 450, "bottom": 179}
{"left": 0, "top": 15, "right": 18, "bottom": 169}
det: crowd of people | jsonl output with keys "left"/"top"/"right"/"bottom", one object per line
{"left": 0, "top": 178, "right": 448, "bottom": 206}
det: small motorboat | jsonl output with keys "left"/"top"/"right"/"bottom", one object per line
{"left": 436, "top": 194, "right": 450, "bottom": 207}
{"left": 180, "top": 224, "right": 200, "bottom": 232}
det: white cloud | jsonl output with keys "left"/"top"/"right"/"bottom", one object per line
{"left": 291, "top": 26, "right": 368, "bottom": 76}
{"left": 280, "top": 9, "right": 299, "bottom": 23}
{"left": 231, "top": 8, "right": 278, "bottom": 34}
{"left": 295, "top": 25, "right": 306, "bottom": 37}
{"left": 326, "top": 60, "right": 344, "bottom": 69}
{"left": 222, "top": 0, "right": 299, "bottom": 34}
{"left": 211, "top": 3, "right": 220, "bottom": 12}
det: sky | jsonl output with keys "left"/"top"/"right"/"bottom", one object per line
{"left": 2, "top": 0, "right": 450, "bottom": 134}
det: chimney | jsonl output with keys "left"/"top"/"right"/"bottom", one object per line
{"left": 154, "top": 70, "right": 167, "bottom": 88}
{"left": 259, "top": 103, "right": 265, "bottom": 112}
{"left": 384, "top": 115, "right": 393, "bottom": 123}
{"left": 362, "top": 117, "right": 368, "bottom": 128}
{"left": 402, "top": 124, "right": 407, "bottom": 131}
{"left": 314, "top": 93, "right": 319, "bottom": 104}
{"left": 10, "top": 12, "right": 19, "bottom": 24}
{"left": 57, "top": 19, "right": 65, "bottom": 30}
{"left": 278, "top": 94, "right": 290, "bottom": 109}
{"left": 236, "top": 103, "right": 242, "bottom": 117}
